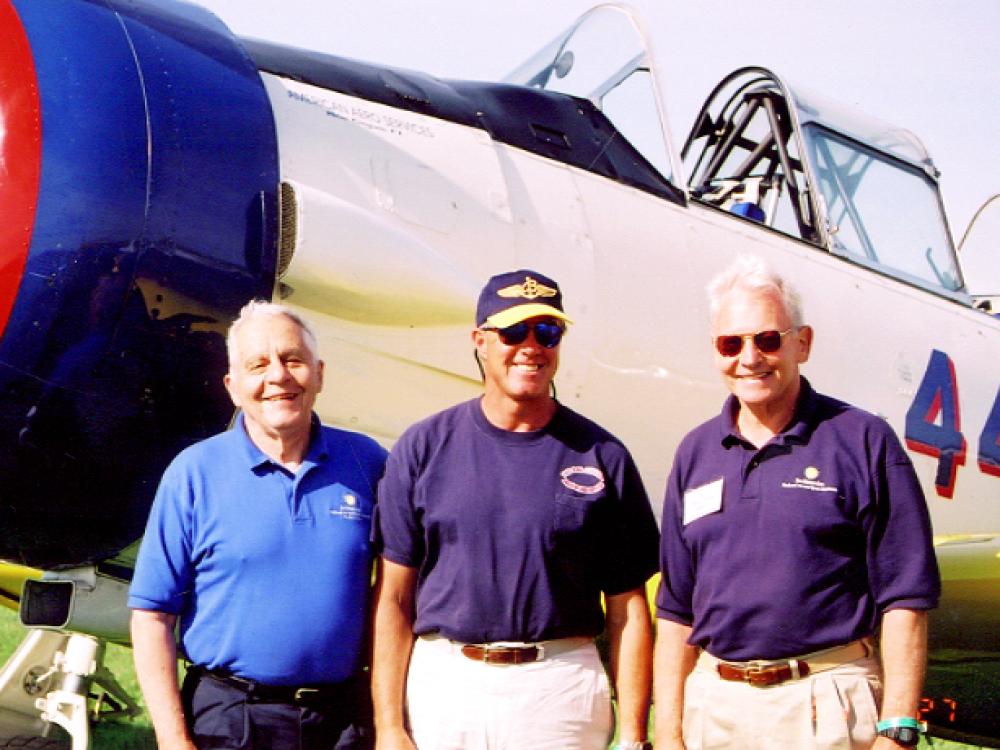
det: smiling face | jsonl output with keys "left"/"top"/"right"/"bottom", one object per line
{"left": 713, "top": 286, "right": 812, "bottom": 417}
{"left": 224, "top": 313, "right": 324, "bottom": 447}
{"left": 474, "top": 315, "right": 560, "bottom": 410}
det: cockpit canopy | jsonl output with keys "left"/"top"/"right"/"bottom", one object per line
{"left": 504, "top": 4, "right": 678, "bottom": 187}
{"left": 684, "top": 68, "right": 964, "bottom": 297}
{"left": 507, "top": 5, "right": 967, "bottom": 303}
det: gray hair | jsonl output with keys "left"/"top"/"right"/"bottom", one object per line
{"left": 706, "top": 255, "right": 804, "bottom": 328}
{"left": 226, "top": 300, "right": 319, "bottom": 369}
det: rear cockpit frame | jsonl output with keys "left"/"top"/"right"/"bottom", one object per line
{"left": 682, "top": 67, "right": 968, "bottom": 302}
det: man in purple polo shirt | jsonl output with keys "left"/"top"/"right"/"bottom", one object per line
{"left": 372, "top": 269, "right": 659, "bottom": 750}
{"left": 654, "top": 255, "right": 940, "bottom": 750}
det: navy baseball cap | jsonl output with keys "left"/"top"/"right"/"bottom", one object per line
{"left": 475, "top": 269, "right": 573, "bottom": 328}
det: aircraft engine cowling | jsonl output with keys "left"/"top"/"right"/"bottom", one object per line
{"left": 0, "top": 0, "right": 279, "bottom": 568}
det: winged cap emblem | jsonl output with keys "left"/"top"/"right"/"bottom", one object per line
{"left": 496, "top": 276, "right": 558, "bottom": 300}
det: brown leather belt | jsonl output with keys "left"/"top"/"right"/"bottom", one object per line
{"left": 712, "top": 639, "right": 871, "bottom": 688}
{"left": 460, "top": 644, "right": 543, "bottom": 664}
{"left": 717, "top": 660, "right": 810, "bottom": 686}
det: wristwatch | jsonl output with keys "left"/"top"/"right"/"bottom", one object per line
{"left": 876, "top": 717, "right": 923, "bottom": 747}
{"left": 612, "top": 742, "right": 653, "bottom": 750}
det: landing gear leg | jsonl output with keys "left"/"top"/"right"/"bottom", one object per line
{"left": 0, "top": 631, "right": 140, "bottom": 750}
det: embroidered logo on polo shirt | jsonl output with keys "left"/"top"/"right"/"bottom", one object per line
{"left": 781, "top": 467, "right": 838, "bottom": 493}
{"left": 559, "top": 465, "right": 605, "bottom": 494}
{"left": 330, "top": 493, "right": 370, "bottom": 521}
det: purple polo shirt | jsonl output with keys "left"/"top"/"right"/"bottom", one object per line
{"left": 374, "top": 398, "right": 659, "bottom": 644}
{"left": 656, "top": 378, "right": 940, "bottom": 661}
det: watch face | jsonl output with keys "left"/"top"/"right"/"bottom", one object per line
{"left": 880, "top": 726, "right": 920, "bottom": 747}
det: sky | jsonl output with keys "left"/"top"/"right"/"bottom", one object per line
{"left": 196, "top": 0, "right": 999, "bottom": 275}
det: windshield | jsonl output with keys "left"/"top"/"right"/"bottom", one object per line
{"left": 504, "top": 5, "right": 676, "bottom": 185}
{"left": 806, "top": 126, "right": 962, "bottom": 292}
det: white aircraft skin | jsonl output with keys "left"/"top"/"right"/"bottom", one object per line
{"left": 268, "top": 74, "right": 999, "bottom": 539}
{"left": 1, "top": 1, "right": 997, "bottom": 747}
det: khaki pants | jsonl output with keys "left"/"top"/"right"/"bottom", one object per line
{"left": 683, "top": 645, "right": 882, "bottom": 749}
{"left": 405, "top": 635, "right": 614, "bottom": 750}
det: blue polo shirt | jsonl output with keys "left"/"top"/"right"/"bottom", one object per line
{"left": 374, "top": 398, "right": 659, "bottom": 644}
{"left": 128, "top": 414, "right": 387, "bottom": 685}
{"left": 656, "top": 378, "right": 940, "bottom": 661}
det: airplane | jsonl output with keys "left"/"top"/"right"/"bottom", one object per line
{"left": 0, "top": 0, "right": 997, "bottom": 746}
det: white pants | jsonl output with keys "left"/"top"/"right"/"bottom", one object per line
{"left": 405, "top": 635, "right": 614, "bottom": 750}
{"left": 683, "top": 645, "right": 882, "bottom": 750}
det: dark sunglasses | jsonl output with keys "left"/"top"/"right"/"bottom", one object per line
{"left": 715, "top": 328, "right": 793, "bottom": 357}
{"left": 481, "top": 320, "right": 565, "bottom": 349}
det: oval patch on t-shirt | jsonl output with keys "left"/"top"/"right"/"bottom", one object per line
{"left": 559, "top": 465, "right": 605, "bottom": 494}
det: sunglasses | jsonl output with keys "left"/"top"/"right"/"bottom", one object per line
{"left": 481, "top": 320, "right": 565, "bottom": 349}
{"left": 715, "top": 328, "right": 793, "bottom": 357}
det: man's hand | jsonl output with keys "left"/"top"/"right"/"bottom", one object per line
{"left": 872, "top": 736, "right": 916, "bottom": 749}
{"left": 374, "top": 724, "right": 418, "bottom": 750}
{"left": 872, "top": 609, "right": 928, "bottom": 750}
{"left": 131, "top": 609, "right": 197, "bottom": 750}
{"left": 653, "top": 618, "right": 697, "bottom": 750}
{"left": 371, "top": 559, "right": 418, "bottom": 750}
{"left": 606, "top": 587, "right": 654, "bottom": 743}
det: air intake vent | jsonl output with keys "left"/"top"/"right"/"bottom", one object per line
{"left": 278, "top": 181, "right": 298, "bottom": 279}
{"left": 20, "top": 580, "right": 72, "bottom": 628}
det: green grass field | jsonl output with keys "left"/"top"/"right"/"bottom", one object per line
{"left": 0, "top": 606, "right": 985, "bottom": 748}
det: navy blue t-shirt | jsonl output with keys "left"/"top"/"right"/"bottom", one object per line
{"left": 656, "top": 378, "right": 940, "bottom": 661}
{"left": 374, "top": 398, "right": 659, "bottom": 643}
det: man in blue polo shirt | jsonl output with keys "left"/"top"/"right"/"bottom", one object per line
{"left": 129, "top": 301, "right": 387, "bottom": 750}
{"left": 372, "top": 269, "right": 659, "bottom": 750}
{"left": 654, "top": 255, "right": 940, "bottom": 750}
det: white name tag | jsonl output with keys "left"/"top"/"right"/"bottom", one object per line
{"left": 683, "top": 478, "right": 724, "bottom": 525}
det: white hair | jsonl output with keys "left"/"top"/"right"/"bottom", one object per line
{"left": 706, "top": 255, "right": 804, "bottom": 327}
{"left": 226, "top": 300, "right": 319, "bottom": 369}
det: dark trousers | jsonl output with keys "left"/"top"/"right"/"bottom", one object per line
{"left": 181, "top": 668, "right": 373, "bottom": 750}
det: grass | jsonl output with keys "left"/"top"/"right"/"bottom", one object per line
{"left": 0, "top": 606, "right": 987, "bottom": 749}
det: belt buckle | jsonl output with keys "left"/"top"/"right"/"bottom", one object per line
{"left": 479, "top": 644, "right": 504, "bottom": 664}
{"left": 294, "top": 687, "right": 320, "bottom": 702}
{"left": 744, "top": 658, "right": 799, "bottom": 687}
{"left": 745, "top": 660, "right": 788, "bottom": 687}
{"left": 482, "top": 643, "right": 544, "bottom": 663}
{"left": 743, "top": 661, "right": 771, "bottom": 686}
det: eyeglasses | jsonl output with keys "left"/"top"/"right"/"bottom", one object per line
{"left": 481, "top": 320, "right": 565, "bottom": 349}
{"left": 714, "top": 328, "right": 793, "bottom": 357}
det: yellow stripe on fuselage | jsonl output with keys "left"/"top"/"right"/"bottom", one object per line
{"left": 0, "top": 562, "right": 41, "bottom": 612}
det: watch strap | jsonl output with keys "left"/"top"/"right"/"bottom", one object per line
{"left": 876, "top": 717, "right": 925, "bottom": 733}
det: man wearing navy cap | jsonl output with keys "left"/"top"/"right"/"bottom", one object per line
{"left": 372, "top": 269, "right": 659, "bottom": 750}
{"left": 654, "top": 256, "right": 940, "bottom": 749}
